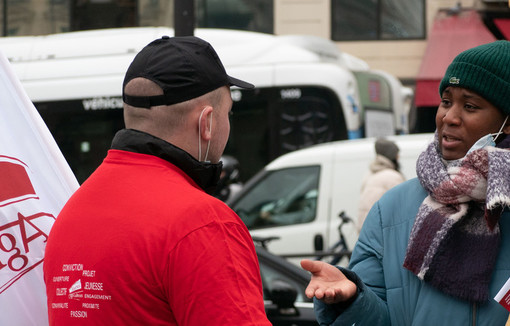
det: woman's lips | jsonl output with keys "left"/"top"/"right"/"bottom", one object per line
{"left": 441, "top": 134, "right": 461, "bottom": 149}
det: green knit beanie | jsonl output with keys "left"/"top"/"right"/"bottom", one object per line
{"left": 439, "top": 40, "right": 510, "bottom": 116}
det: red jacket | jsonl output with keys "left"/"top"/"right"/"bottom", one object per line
{"left": 44, "top": 134, "right": 270, "bottom": 325}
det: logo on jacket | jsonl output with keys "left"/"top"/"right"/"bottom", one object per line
{"left": 68, "top": 279, "right": 84, "bottom": 300}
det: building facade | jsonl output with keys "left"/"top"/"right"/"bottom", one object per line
{"left": 0, "top": 0, "right": 509, "bottom": 133}
{"left": 1, "top": 0, "right": 508, "bottom": 81}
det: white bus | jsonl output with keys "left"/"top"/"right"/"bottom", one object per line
{"left": 0, "top": 27, "right": 411, "bottom": 183}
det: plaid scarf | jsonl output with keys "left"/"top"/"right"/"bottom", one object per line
{"left": 403, "top": 133, "right": 510, "bottom": 302}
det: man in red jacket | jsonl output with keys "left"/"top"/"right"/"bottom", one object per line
{"left": 44, "top": 35, "right": 271, "bottom": 325}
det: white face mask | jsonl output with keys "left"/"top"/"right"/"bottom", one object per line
{"left": 467, "top": 115, "right": 509, "bottom": 154}
{"left": 198, "top": 107, "right": 212, "bottom": 162}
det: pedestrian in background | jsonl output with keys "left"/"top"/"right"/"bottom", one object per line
{"left": 301, "top": 40, "right": 510, "bottom": 325}
{"left": 44, "top": 36, "right": 271, "bottom": 325}
{"left": 357, "top": 138, "right": 404, "bottom": 231}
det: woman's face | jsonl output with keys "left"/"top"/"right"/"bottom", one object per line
{"left": 436, "top": 87, "right": 510, "bottom": 160}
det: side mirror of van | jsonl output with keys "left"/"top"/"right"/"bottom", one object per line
{"left": 314, "top": 234, "right": 323, "bottom": 251}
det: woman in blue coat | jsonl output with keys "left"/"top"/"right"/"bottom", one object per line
{"left": 301, "top": 40, "right": 510, "bottom": 325}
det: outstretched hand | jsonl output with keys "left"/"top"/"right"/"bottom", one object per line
{"left": 300, "top": 259, "right": 357, "bottom": 304}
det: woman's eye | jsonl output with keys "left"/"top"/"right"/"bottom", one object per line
{"left": 440, "top": 99, "right": 451, "bottom": 106}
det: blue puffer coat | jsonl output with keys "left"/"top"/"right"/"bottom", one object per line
{"left": 315, "top": 178, "right": 510, "bottom": 325}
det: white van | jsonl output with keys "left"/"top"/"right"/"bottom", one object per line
{"left": 0, "top": 27, "right": 411, "bottom": 183}
{"left": 228, "top": 133, "right": 433, "bottom": 265}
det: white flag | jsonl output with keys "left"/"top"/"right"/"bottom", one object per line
{"left": 0, "top": 51, "right": 79, "bottom": 325}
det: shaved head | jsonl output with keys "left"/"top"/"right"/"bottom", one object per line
{"left": 123, "top": 77, "right": 228, "bottom": 152}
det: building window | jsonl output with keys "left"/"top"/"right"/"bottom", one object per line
{"left": 331, "top": 0, "right": 425, "bottom": 40}
{"left": 0, "top": 0, "right": 274, "bottom": 37}
{"left": 71, "top": 0, "right": 137, "bottom": 31}
{"left": 138, "top": 0, "right": 173, "bottom": 27}
{"left": 1, "top": 0, "right": 71, "bottom": 36}
{"left": 195, "top": 0, "right": 273, "bottom": 34}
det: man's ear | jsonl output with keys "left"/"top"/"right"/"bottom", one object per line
{"left": 198, "top": 106, "right": 213, "bottom": 140}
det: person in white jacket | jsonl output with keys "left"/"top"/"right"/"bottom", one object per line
{"left": 357, "top": 138, "right": 404, "bottom": 230}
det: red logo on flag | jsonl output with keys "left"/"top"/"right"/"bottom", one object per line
{"left": 0, "top": 158, "right": 39, "bottom": 207}
{"left": 0, "top": 155, "right": 55, "bottom": 294}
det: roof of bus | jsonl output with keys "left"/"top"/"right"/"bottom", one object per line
{"left": 0, "top": 27, "right": 365, "bottom": 69}
{"left": 0, "top": 27, "right": 366, "bottom": 102}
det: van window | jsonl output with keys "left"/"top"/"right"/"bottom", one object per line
{"left": 232, "top": 166, "right": 320, "bottom": 229}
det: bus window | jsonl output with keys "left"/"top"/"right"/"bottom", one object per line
{"left": 226, "top": 88, "right": 271, "bottom": 184}
{"left": 33, "top": 86, "right": 347, "bottom": 185}
{"left": 226, "top": 86, "right": 346, "bottom": 182}
{"left": 35, "top": 98, "right": 124, "bottom": 184}
{"left": 271, "top": 91, "right": 344, "bottom": 153}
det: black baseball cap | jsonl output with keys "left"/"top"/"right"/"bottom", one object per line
{"left": 122, "top": 35, "right": 254, "bottom": 108}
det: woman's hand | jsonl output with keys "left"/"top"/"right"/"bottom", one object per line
{"left": 300, "top": 259, "right": 358, "bottom": 304}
